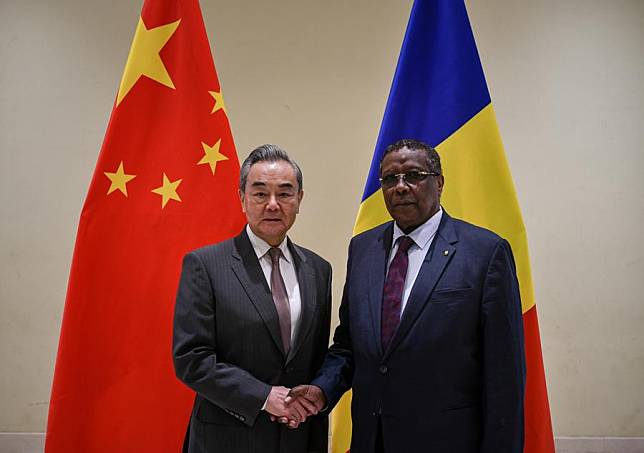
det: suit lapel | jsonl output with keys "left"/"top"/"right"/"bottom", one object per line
{"left": 286, "top": 241, "right": 316, "bottom": 364}
{"left": 384, "top": 214, "right": 458, "bottom": 359}
{"left": 231, "top": 230, "right": 286, "bottom": 357}
{"left": 368, "top": 223, "right": 394, "bottom": 357}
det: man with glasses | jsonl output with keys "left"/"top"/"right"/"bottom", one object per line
{"left": 287, "top": 139, "right": 526, "bottom": 453}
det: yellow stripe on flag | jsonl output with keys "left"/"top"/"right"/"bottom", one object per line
{"left": 331, "top": 391, "right": 353, "bottom": 453}
{"left": 353, "top": 189, "right": 391, "bottom": 236}
{"left": 438, "top": 104, "right": 535, "bottom": 313}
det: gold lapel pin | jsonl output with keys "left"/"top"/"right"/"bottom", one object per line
{"left": 443, "top": 250, "right": 449, "bottom": 256}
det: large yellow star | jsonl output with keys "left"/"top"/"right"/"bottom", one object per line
{"left": 104, "top": 161, "right": 136, "bottom": 196}
{"left": 197, "top": 139, "right": 229, "bottom": 175}
{"left": 116, "top": 17, "right": 181, "bottom": 106}
{"left": 151, "top": 173, "right": 182, "bottom": 208}
{"left": 209, "top": 90, "right": 227, "bottom": 115}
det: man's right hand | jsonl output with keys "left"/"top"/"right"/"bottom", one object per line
{"left": 264, "top": 386, "right": 309, "bottom": 427}
{"left": 285, "top": 385, "right": 326, "bottom": 415}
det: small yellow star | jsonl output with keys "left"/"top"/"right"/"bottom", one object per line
{"left": 209, "top": 90, "right": 227, "bottom": 115}
{"left": 116, "top": 17, "right": 181, "bottom": 106}
{"left": 104, "top": 161, "right": 136, "bottom": 196}
{"left": 151, "top": 173, "right": 182, "bottom": 208}
{"left": 197, "top": 139, "right": 229, "bottom": 175}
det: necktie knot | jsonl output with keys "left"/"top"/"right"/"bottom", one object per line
{"left": 268, "top": 247, "right": 281, "bottom": 264}
{"left": 397, "top": 236, "right": 414, "bottom": 254}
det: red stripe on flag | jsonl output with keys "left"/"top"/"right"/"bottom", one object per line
{"left": 523, "top": 305, "right": 555, "bottom": 453}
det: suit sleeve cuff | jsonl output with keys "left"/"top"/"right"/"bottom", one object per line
{"left": 261, "top": 391, "right": 269, "bottom": 411}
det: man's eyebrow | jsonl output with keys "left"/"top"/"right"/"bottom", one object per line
{"left": 249, "top": 181, "right": 295, "bottom": 189}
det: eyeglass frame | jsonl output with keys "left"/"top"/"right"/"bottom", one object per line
{"left": 379, "top": 170, "right": 441, "bottom": 188}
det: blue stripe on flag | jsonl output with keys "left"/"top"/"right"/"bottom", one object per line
{"left": 362, "top": 0, "right": 491, "bottom": 201}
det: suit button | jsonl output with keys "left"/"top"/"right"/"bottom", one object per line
{"left": 379, "top": 365, "right": 388, "bottom": 374}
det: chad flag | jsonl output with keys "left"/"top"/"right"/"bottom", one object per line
{"left": 45, "top": 0, "right": 245, "bottom": 451}
{"left": 331, "top": 1, "right": 555, "bottom": 452}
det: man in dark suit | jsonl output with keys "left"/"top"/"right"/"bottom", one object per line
{"left": 173, "top": 144, "right": 331, "bottom": 453}
{"left": 287, "top": 139, "right": 526, "bottom": 452}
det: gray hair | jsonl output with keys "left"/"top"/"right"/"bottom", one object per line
{"left": 239, "top": 144, "right": 303, "bottom": 192}
{"left": 379, "top": 139, "right": 442, "bottom": 175}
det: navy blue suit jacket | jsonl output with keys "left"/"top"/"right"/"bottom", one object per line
{"left": 313, "top": 212, "right": 525, "bottom": 453}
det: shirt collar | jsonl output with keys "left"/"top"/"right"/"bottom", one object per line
{"left": 392, "top": 207, "right": 443, "bottom": 250}
{"left": 246, "top": 225, "right": 292, "bottom": 263}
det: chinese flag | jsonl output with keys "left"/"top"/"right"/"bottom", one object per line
{"left": 45, "top": 0, "right": 245, "bottom": 451}
{"left": 333, "top": 1, "right": 554, "bottom": 452}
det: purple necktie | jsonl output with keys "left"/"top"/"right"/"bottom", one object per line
{"left": 268, "top": 247, "right": 291, "bottom": 354}
{"left": 381, "top": 236, "right": 414, "bottom": 351}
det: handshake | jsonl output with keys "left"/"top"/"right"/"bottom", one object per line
{"left": 265, "top": 384, "right": 326, "bottom": 429}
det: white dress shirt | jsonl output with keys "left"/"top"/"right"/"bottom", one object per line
{"left": 388, "top": 208, "right": 443, "bottom": 316}
{"left": 246, "top": 225, "right": 302, "bottom": 343}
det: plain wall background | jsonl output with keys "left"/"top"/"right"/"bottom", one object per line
{"left": 1, "top": 0, "right": 643, "bottom": 437}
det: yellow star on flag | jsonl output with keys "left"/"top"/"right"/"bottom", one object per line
{"left": 198, "top": 139, "right": 229, "bottom": 175}
{"left": 151, "top": 173, "right": 182, "bottom": 208}
{"left": 104, "top": 161, "right": 136, "bottom": 196}
{"left": 209, "top": 90, "right": 227, "bottom": 115}
{"left": 116, "top": 17, "right": 181, "bottom": 106}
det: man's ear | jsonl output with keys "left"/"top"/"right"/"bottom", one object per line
{"left": 296, "top": 190, "right": 304, "bottom": 214}
{"left": 436, "top": 175, "right": 445, "bottom": 197}
{"left": 238, "top": 189, "right": 246, "bottom": 213}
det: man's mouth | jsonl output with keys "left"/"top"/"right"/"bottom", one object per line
{"left": 393, "top": 201, "right": 415, "bottom": 207}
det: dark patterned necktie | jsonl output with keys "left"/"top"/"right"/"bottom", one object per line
{"left": 381, "top": 236, "right": 415, "bottom": 351}
{"left": 268, "top": 247, "right": 291, "bottom": 354}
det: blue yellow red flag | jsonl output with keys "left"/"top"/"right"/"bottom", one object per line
{"left": 332, "top": 1, "right": 555, "bottom": 452}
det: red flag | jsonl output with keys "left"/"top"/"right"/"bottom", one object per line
{"left": 45, "top": 0, "right": 245, "bottom": 451}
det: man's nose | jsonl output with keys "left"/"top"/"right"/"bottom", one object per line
{"left": 394, "top": 176, "right": 410, "bottom": 193}
{"left": 266, "top": 194, "right": 279, "bottom": 210}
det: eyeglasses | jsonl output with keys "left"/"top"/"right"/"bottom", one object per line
{"left": 379, "top": 171, "right": 440, "bottom": 188}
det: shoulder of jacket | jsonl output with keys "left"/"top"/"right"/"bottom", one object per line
{"left": 351, "top": 221, "right": 391, "bottom": 244}
{"left": 293, "top": 243, "right": 331, "bottom": 270}
{"left": 449, "top": 217, "right": 505, "bottom": 246}
{"left": 186, "top": 236, "right": 235, "bottom": 259}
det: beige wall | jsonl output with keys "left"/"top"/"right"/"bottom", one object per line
{"left": 1, "top": 0, "right": 643, "bottom": 437}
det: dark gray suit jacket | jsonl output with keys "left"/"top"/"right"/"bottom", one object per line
{"left": 173, "top": 228, "right": 331, "bottom": 453}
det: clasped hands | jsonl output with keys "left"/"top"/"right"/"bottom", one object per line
{"left": 265, "top": 385, "right": 326, "bottom": 429}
